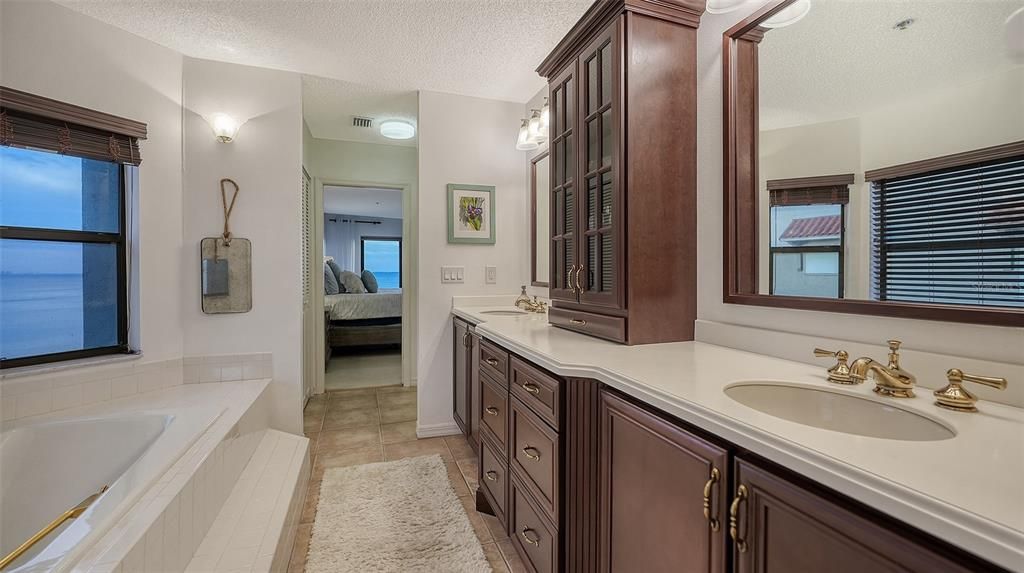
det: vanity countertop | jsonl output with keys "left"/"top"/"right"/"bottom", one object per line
{"left": 452, "top": 304, "right": 1024, "bottom": 572}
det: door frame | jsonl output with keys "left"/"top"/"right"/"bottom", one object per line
{"left": 313, "top": 177, "right": 417, "bottom": 393}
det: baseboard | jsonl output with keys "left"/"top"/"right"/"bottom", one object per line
{"left": 416, "top": 421, "right": 462, "bottom": 438}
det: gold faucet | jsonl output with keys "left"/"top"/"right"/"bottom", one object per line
{"left": 933, "top": 369, "right": 1008, "bottom": 413}
{"left": 848, "top": 340, "right": 917, "bottom": 398}
{"left": 514, "top": 285, "right": 548, "bottom": 313}
{"left": 813, "top": 348, "right": 854, "bottom": 384}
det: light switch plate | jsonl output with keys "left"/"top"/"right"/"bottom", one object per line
{"left": 485, "top": 265, "right": 497, "bottom": 284}
{"left": 442, "top": 266, "right": 465, "bottom": 284}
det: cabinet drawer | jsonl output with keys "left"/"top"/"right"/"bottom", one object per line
{"left": 479, "top": 374, "right": 508, "bottom": 450}
{"left": 510, "top": 476, "right": 559, "bottom": 573}
{"left": 480, "top": 338, "right": 509, "bottom": 383}
{"left": 479, "top": 437, "right": 508, "bottom": 530}
{"left": 510, "top": 357, "right": 561, "bottom": 429}
{"left": 510, "top": 397, "right": 559, "bottom": 525}
{"left": 549, "top": 307, "right": 626, "bottom": 343}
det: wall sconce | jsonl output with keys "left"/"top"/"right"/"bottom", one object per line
{"left": 516, "top": 119, "right": 539, "bottom": 151}
{"left": 706, "top": 0, "right": 749, "bottom": 14}
{"left": 540, "top": 97, "right": 550, "bottom": 130}
{"left": 210, "top": 113, "right": 242, "bottom": 143}
{"left": 527, "top": 109, "right": 547, "bottom": 143}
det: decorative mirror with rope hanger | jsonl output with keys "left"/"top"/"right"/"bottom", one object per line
{"left": 201, "top": 178, "right": 252, "bottom": 314}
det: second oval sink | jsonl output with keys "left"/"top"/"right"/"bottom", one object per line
{"left": 480, "top": 309, "right": 529, "bottom": 316}
{"left": 725, "top": 382, "right": 955, "bottom": 441}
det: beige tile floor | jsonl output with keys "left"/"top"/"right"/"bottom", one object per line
{"left": 324, "top": 350, "right": 403, "bottom": 391}
{"left": 292, "top": 386, "right": 527, "bottom": 572}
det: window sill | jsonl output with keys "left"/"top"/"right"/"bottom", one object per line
{"left": 0, "top": 351, "right": 143, "bottom": 381}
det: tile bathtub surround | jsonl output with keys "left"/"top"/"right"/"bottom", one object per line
{"left": 183, "top": 353, "right": 273, "bottom": 385}
{"left": 0, "top": 357, "right": 183, "bottom": 423}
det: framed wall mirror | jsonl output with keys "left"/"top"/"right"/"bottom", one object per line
{"left": 723, "top": 0, "right": 1024, "bottom": 326}
{"left": 532, "top": 150, "right": 550, "bottom": 287}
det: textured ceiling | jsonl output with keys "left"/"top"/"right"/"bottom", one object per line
{"left": 324, "top": 186, "right": 403, "bottom": 219}
{"left": 302, "top": 75, "right": 418, "bottom": 146}
{"left": 56, "top": 0, "right": 592, "bottom": 104}
{"left": 759, "top": 0, "right": 1022, "bottom": 131}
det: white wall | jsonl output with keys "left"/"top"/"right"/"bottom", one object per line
{"left": 696, "top": 7, "right": 1024, "bottom": 376}
{"left": 182, "top": 57, "right": 304, "bottom": 433}
{"left": 417, "top": 90, "right": 531, "bottom": 435}
{"left": 0, "top": 0, "right": 185, "bottom": 363}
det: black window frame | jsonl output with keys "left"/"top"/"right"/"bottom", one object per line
{"left": 0, "top": 159, "right": 130, "bottom": 369}
{"left": 359, "top": 236, "right": 402, "bottom": 288}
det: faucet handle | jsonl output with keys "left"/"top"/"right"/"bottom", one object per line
{"left": 933, "top": 368, "right": 1008, "bottom": 413}
{"left": 813, "top": 348, "right": 856, "bottom": 385}
{"left": 886, "top": 339, "right": 903, "bottom": 368}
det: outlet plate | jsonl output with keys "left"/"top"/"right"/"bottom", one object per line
{"left": 485, "top": 265, "right": 497, "bottom": 284}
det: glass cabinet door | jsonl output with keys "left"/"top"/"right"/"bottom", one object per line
{"left": 577, "top": 22, "right": 621, "bottom": 309}
{"left": 549, "top": 62, "right": 579, "bottom": 303}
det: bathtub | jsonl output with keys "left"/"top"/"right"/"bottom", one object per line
{"left": 0, "top": 405, "right": 221, "bottom": 572}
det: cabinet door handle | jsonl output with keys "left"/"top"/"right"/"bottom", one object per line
{"left": 520, "top": 527, "right": 541, "bottom": 547}
{"left": 485, "top": 470, "right": 499, "bottom": 482}
{"left": 522, "top": 446, "right": 542, "bottom": 461}
{"left": 702, "top": 467, "right": 721, "bottom": 532}
{"left": 575, "top": 265, "right": 585, "bottom": 292}
{"left": 463, "top": 331, "right": 472, "bottom": 348}
{"left": 729, "top": 484, "right": 749, "bottom": 553}
{"left": 521, "top": 382, "right": 541, "bottom": 395}
{"left": 568, "top": 265, "right": 578, "bottom": 294}
{"left": 485, "top": 406, "right": 500, "bottom": 416}
{"left": 484, "top": 358, "right": 499, "bottom": 367}
{"left": 569, "top": 318, "right": 587, "bottom": 326}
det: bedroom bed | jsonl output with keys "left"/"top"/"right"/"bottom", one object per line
{"left": 325, "top": 288, "right": 402, "bottom": 350}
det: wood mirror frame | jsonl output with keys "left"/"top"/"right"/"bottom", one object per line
{"left": 722, "top": 0, "right": 1023, "bottom": 327}
{"left": 531, "top": 150, "right": 550, "bottom": 288}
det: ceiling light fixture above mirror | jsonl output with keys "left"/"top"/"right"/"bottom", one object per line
{"left": 706, "top": 0, "right": 750, "bottom": 14}
{"left": 516, "top": 119, "right": 539, "bottom": 151}
{"left": 762, "top": 0, "right": 811, "bottom": 28}
{"left": 379, "top": 119, "right": 415, "bottom": 140}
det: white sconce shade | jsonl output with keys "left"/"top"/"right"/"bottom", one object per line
{"left": 1008, "top": 6, "right": 1024, "bottom": 62}
{"left": 540, "top": 97, "right": 550, "bottom": 130}
{"left": 527, "top": 109, "right": 547, "bottom": 143}
{"left": 762, "top": 0, "right": 811, "bottom": 28}
{"left": 380, "top": 120, "right": 416, "bottom": 140}
{"left": 706, "top": 0, "right": 749, "bottom": 14}
{"left": 516, "top": 119, "right": 539, "bottom": 151}
{"left": 210, "top": 113, "right": 241, "bottom": 143}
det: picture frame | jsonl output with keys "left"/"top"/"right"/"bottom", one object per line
{"left": 447, "top": 183, "right": 496, "bottom": 244}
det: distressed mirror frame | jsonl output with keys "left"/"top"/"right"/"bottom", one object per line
{"left": 531, "top": 150, "right": 550, "bottom": 287}
{"left": 722, "top": 0, "right": 1024, "bottom": 327}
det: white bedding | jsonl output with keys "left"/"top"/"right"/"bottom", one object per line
{"left": 325, "top": 289, "right": 402, "bottom": 321}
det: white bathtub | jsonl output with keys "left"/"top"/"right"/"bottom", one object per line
{"left": 0, "top": 406, "right": 221, "bottom": 572}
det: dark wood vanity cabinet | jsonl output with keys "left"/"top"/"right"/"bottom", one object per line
{"left": 599, "top": 391, "right": 729, "bottom": 573}
{"left": 540, "top": 0, "right": 702, "bottom": 345}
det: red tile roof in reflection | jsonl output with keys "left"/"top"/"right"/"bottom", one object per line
{"left": 780, "top": 214, "right": 841, "bottom": 240}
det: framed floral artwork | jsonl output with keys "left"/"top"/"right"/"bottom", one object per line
{"left": 447, "top": 183, "right": 495, "bottom": 244}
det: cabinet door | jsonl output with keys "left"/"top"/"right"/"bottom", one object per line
{"left": 732, "top": 457, "right": 976, "bottom": 573}
{"left": 469, "top": 328, "right": 481, "bottom": 446}
{"left": 599, "top": 390, "right": 728, "bottom": 573}
{"left": 577, "top": 19, "right": 623, "bottom": 311}
{"left": 452, "top": 318, "right": 470, "bottom": 436}
{"left": 548, "top": 61, "right": 580, "bottom": 304}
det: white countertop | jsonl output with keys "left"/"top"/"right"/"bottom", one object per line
{"left": 452, "top": 305, "right": 1024, "bottom": 572}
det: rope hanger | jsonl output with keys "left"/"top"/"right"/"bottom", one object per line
{"left": 220, "top": 178, "right": 240, "bottom": 245}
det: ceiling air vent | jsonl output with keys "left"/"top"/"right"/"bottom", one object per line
{"left": 352, "top": 116, "right": 373, "bottom": 128}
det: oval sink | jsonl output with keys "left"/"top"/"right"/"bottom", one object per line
{"left": 480, "top": 309, "right": 529, "bottom": 316}
{"left": 724, "top": 382, "right": 955, "bottom": 441}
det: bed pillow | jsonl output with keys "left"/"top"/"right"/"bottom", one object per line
{"left": 324, "top": 264, "right": 340, "bottom": 295}
{"left": 326, "top": 259, "right": 346, "bottom": 293}
{"left": 361, "top": 270, "right": 379, "bottom": 293}
{"left": 339, "top": 270, "right": 367, "bottom": 294}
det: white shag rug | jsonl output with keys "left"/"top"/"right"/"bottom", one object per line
{"left": 306, "top": 454, "right": 491, "bottom": 573}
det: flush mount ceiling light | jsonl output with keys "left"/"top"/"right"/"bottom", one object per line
{"left": 706, "top": 0, "right": 749, "bottom": 14}
{"left": 516, "top": 119, "right": 539, "bottom": 151}
{"left": 762, "top": 0, "right": 811, "bottom": 29}
{"left": 380, "top": 120, "right": 415, "bottom": 140}
{"left": 527, "top": 109, "right": 547, "bottom": 143}
{"left": 210, "top": 113, "right": 242, "bottom": 143}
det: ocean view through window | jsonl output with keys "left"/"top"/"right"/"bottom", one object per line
{"left": 0, "top": 146, "right": 129, "bottom": 368}
{"left": 361, "top": 237, "right": 402, "bottom": 288}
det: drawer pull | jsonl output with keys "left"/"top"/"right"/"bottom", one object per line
{"left": 485, "top": 357, "right": 499, "bottom": 367}
{"left": 569, "top": 318, "right": 587, "bottom": 325}
{"left": 703, "top": 467, "right": 721, "bottom": 532}
{"left": 485, "top": 406, "right": 500, "bottom": 416}
{"left": 521, "top": 383, "right": 541, "bottom": 395}
{"left": 522, "top": 446, "right": 542, "bottom": 461}
{"left": 520, "top": 527, "right": 541, "bottom": 547}
{"left": 729, "top": 484, "right": 749, "bottom": 553}
{"left": 485, "top": 470, "right": 499, "bottom": 482}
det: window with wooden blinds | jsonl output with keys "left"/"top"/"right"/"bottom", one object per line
{"left": 868, "top": 145, "right": 1024, "bottom": 308}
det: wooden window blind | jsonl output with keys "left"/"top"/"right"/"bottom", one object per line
{"left": 868, "top": 146, "right": 1024, "bottom": 308}
{"left": 767, "top": 174, "right": 854, "bottom": 206}
{"left": 0, "top": 86, "right": 146, "bottom": 165}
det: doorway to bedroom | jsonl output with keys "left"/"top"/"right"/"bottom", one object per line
{"left": 323, "top": 185, "right": 404, "bottom": 391}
